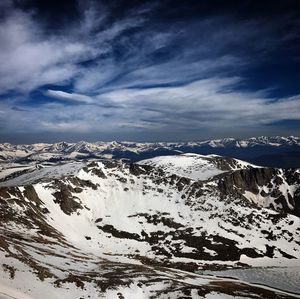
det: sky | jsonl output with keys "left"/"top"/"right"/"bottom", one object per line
{"left": 0, "top": 0, "right": 299, "bottom": 143}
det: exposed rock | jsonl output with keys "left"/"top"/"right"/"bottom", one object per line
{"left": 217, "top": 167, "right": 300, "bottom": 216}
{"left": 129, "top": 164, "right": 151, "bottom": 176}
{"left": 52, "top": 183, "right": 83, "bottom": 215}
{"left": 23, "top": 185, "right": 42, "bottom": 205}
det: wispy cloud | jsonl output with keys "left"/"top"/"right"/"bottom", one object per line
{"left": 0, "top": 0, "right": 299, "bottom": 141}
{"left": 1, "top": 77, "right": 299, "bottom": 138}
{"left": 0, "top": 11, "right": 90, "bottom": 92}
{"left": 45, "top": 90, "right": 94, "bottom": 104}
{"left": 0, "top": 1, "right": 148, "bottom": 94}
{"left": 97, "top": 77, "right": 300, "bottom": 128}
{"left": 44, "top": 89, "right": 120, "bottom": 108}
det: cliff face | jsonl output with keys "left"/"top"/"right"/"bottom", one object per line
{"left": 217, "top": 168, "right": 300, "bottom": 217}
{"left": 219, "top": 168, "right": 275, "bottom": 194}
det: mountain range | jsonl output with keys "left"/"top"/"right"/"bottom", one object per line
{"left": 1, "top": 136, "right": 300, "bottom": 168}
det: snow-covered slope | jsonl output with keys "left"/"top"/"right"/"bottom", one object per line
{"left": 138, "top": 153, "right": 256, "bottom": 180}
{"left": 0, "top": 156, "right": 299, "bottom": 298}
{"left": 0, "top": 162, "right": 84, "bottom": 187}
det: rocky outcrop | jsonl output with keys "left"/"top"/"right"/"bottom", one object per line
{"left": 52, "top": 183, "right": 83, "bottom": 215}
{"left": 23, "top": 185, "right": 42, "bottom": 205}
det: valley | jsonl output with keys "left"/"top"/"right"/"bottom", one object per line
{"left": 0, "top": 150, "right": 299, "bottom": 298}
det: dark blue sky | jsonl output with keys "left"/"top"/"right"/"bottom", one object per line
{"left": 0, "top": 0, "right": 299, "bottom": 143}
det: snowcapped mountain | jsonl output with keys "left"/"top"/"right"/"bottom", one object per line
{"left": 0, "top": 154, "right": 299, "bottom": 298}
{"left": 195, "top": 136, "right": 300, "bottom": 148}
{"left": 0, "top": 136, "right": 299, "bottom": 168}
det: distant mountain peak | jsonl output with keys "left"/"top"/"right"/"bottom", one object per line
{"left": 0, "top": 136, "right": 299, "bottom": 168}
